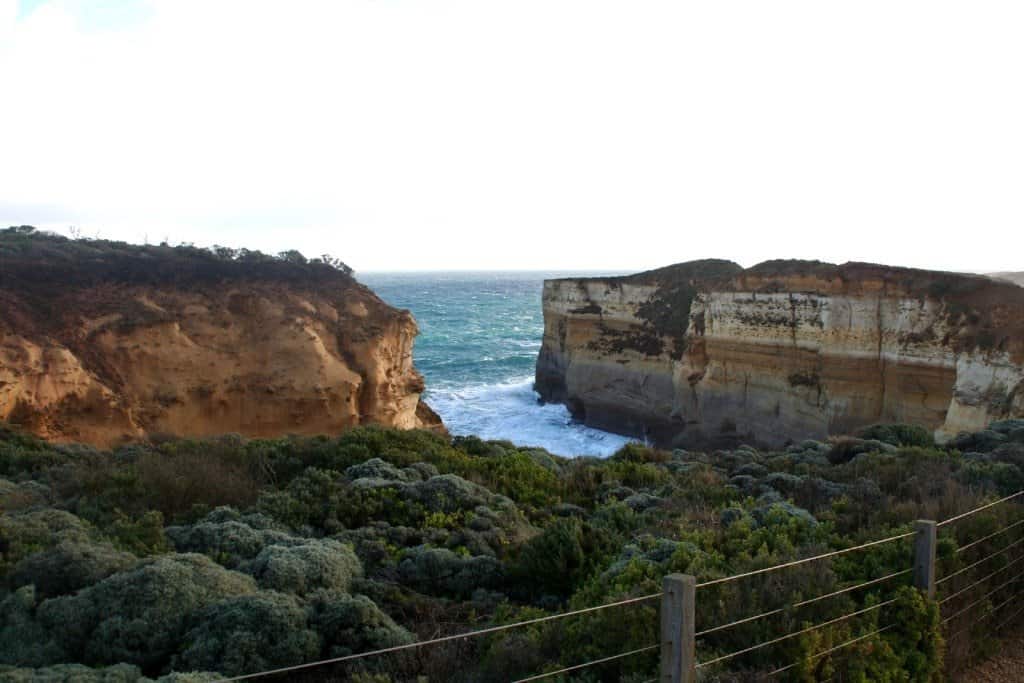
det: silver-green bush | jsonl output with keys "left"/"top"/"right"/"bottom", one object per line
{"left": 0, "top": 662, "right": 142, "bottom": 682}
{"left": 239, "top": 539, "right": 362, "bottom": 595}
{"left": 310, "top": 591, "right": 413, "bottom": 658}
{"left": 173, "top": 591, "right": 320, "bottom": 677}
{"left": 8, "top": 540, "right": 135, "bottom": 598}
{"left": 0, "top": 587, "right": 65, "bottom": 667}
{"left": 165, "top": 507, "right": 300, "bottom": 568}
{"left": 37, "top": 554, "right": 257, "bottom": 671}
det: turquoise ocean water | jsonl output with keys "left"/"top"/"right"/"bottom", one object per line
{"left": 359, "top": 272, "right": 632, "bottom": 457}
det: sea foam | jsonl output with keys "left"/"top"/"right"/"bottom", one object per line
{"left": 360, "top": 271, "right": 632, "bottom": 457}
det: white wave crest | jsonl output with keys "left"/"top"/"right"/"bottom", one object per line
{"left": 425, "top": 377, "right": 632, "bottom": 457}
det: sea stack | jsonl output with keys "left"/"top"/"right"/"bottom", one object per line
{"left": 0, "top": 228, "right": 442, "bottom": 446}
{"left": 535, "top": 259, "right": 1024, "bottom": 448}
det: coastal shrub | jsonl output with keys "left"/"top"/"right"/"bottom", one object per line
{"left": 173, "top": 592, "right": 321, "bottom": 677}
{"left": 515, "top": 517, "right": 622, "bottom": 600}
{"left": 0, "top": 509, "right": 94, "bottom": 575}
{"left": 131, "top": 443, "right": 264, "bottom": 519}
{"left": 240, "top": 539, "right": 362, "bottom": 595}
{"left": 0, "top": 427, "right": 68, "bottom": 478}
{"left": 858, "top": 423, "right": 935, "bottom": 448}
{"left": 609, "top": 442, "right": 670, "bottom": 464}
{"left": 37, "top": 554, "right": 257, "bottom": 672}
{"left": 827, "top": 437, "right": 895, "bottom": 465}
{"left": 0, "top": 663, "right": 143, "bottom": 682}
{"left": 310, "top": 426, "right": 456, "bottom": 473}
{"left": 310, "top": 591, "right": 414, "bottom": 658}
{"left": 456, "top": 449, "right": 563, "bottom": 511}
{"left": 874, "top": 586, "right": 944, "bottom": 681}
{"left": 5, "top": 420, "right": 1024, "bottom": 679}
{"left": 104, "top": 509, "right": 170, "bottom": 556}
{"left": 0, "top": 478, "right": 50, "bottom": 511}
{"left": 165, "top": 507, "right": 299, "bottom": 568}
{"left": 0, "top": 586, "right": 65, "bottom": 667}
{"left": 415, "top": 474, "right": 492, "bottom": 512}
{"left": 346, "top": 458, "right": 423, "bottom": 483}
{"left": 948, "top": 429, "right": 1006, "bottom": 453}
{"left": 397, "top": 546, "right": 505, "bottom": 598}
{"left": 959, "top": 460, "right": 1024, "bottom": 496}
{"left": 8, "top": 539, "right": 135, "bottom": 598}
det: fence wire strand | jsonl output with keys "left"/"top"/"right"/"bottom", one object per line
{"left": 696, "top": 599, "right": 896, "bottom": 669}
{"left": 219, "top": 489, "right": 1024, "bottom": 682}
{"left": 939, "top": 551, "right": 1024, "bottom": 606}
{"left": 219, "top": 592, "right": 661, "bottom": 681}
{"left": 995, "top": 599, "right": 1024, "bottom": 632}
{"left": 937, "top": 490, "right": 1024, "bottom": 528}
{"left": 954, "top": 518, "right": 1024, "bottom": 555}
{"left": 937, "top": 536, "right": 1024, "bottom": 586}
{"left": 947, "top": 589, "right": 1023, "bottom": 643}
{"left": 942, "top": 573, "right": 1024, "bottom": 625}
{"left": 766, "top": 625, "right": 895, "bottom": 677}
{"left": 697, "top": 532, "right": 915, "bottom": 589}
{"left": 697, "top": 568, "right": 911, "bottom": 638}
{"left": 511, "top": 644, "right": 659, "bottom": 682}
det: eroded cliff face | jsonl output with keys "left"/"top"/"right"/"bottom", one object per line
{"left": 536, "top": 260, "right": 1024, "bottom": 448}
{"left": 0, "top": 232, "right": 442, "bottom": 446}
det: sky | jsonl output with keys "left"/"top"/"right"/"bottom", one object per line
{"left": 0, "top": 1, "right": 1021, "bottom": 273}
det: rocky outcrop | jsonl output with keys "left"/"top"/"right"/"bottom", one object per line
{"left": 536, "top": 260, "right": 1024, "bottom": 448}
{"left": 0, "top": 228, "right": 442, "bottom": 446}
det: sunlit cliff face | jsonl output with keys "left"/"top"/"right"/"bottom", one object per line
{"left": 536, "top": 260, "right": 1024, "bottom": 448}
{"left": 0, "top": 237, "right": 440, "bottom": 446}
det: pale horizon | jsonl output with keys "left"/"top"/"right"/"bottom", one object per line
{"left": 2, "top": 0, "right": 1022, "bottom": 273}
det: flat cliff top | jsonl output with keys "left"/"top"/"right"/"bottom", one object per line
{"left": 549, "top": 257, "right": 1024, "bottom": 308}
{"left": 0, "top": 226, "right": 358, "bottom": 286}
{"left": 0, "top": 226, "right": 401, "bottom": 337}
{"left": 545, "top": 257, "right": 1024, "bottom": 365}
{"left": 0, "top": 227, "right": 438, "bottom": 445}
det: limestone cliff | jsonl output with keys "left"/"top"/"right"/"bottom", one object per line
{"left": 0, "top": 228, "right": 442, "bottom": 447}
{"left": 536, "top": 260, "right": 1024, "bottom": 448}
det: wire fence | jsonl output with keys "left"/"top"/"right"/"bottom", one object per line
{"left": 221, "top": 488, "right": 1024, "bottom": 682}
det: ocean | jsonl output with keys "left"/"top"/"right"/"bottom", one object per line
{"left": 359, "top": 271, "right": 633, "bottom": 457}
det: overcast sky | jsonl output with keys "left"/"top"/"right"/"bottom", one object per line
{"left": 1, "top": 1, "right": 1021, "bottom": 272}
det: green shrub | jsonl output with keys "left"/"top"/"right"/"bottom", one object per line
{"left": 105, "top": 510, "right": 169, "bottom": 556}
{"left": 397, "top": 546, "right": 505, "bottom": 598}
{"left": 0, "top": 587, "right": 65, "bottom": 667}
{"left": 0, "top": 662, "right": 142, "bottom": 682}
{"left": 515, "top": 518, "right": 619, "bottom": 599}
{"left": 879, "top": 586, "right": 944, "bottom": 681}
{"left": 8, "top": 540, "right": 135, "bottom": 598}
{"left": 0, "top": 509, "right": 94, "bottom": 575}
{"left": 165, "top": 507, "right": 299, "bottom": 568}
{"left": 609, "top": 442, "right": 670, "bottom": 464}
{"left": 173, "top": 592, "right": 321, "bottom": 677}
{"left": 858, "top": 424, "right": 935, "bottom": 448}
{"left": 310, "top": 591, "right": 414, "bottom": 658}
{"left": 37, "top": 554, "right": 257, "bottom": 672}
{"left": 240, "top": 539, "right": 362, "bottom": 595}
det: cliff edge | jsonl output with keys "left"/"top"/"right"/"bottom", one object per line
{"left": 536, "top": 259, "right": 1024, "bottom": 448}
{"left": 0, "top": 227, "right": 443, "bottom": 446}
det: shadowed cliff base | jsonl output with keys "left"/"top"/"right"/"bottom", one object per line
{"left": 536, "top": 258, "right": 1024, "bottom": 450}
{"left": 0, "top": 227, "right": 443, "bottom": 446}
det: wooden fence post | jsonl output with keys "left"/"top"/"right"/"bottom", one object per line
{"left": 661, "top": 573, "right": 696, "bottom": 683}
{"left": 914, "top": 520, "right": 937, "bottom": 599}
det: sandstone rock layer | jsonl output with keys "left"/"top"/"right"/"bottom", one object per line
{"left": 0, "top": 231, "right": 441, "bottom": 446}
{"left": 536, "top": 260, "right": 1024, "bottom": 448}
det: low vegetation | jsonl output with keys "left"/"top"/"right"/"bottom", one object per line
{"left": 2, "top": 420, "right": 1023, "bottom": 681}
